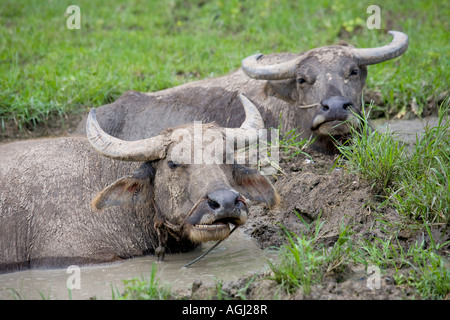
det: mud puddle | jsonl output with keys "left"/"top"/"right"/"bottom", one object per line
{"left": 372, "top": 116, "right": 445, "bottom": 143}
{"left": 0, "top": 229, "right": 270, "bottom": 300}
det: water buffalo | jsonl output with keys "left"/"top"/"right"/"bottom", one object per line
{"left": 78, "top": 31, "right": 408, "bottom": 154}
{"left": 0, "top": 96, "right": 278, "bottom": 273}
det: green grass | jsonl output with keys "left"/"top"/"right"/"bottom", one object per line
{"left": 269, "top": 214, "right": 357, "bottom": 295}
{"left": 336, "top": 101, "right": 449, "bottom": 224}
{"left": 269, "top": 213, "right": 450, "bottom": 299}
{"left": 328, "top": 102, "right": 449, "bottom": 298}
{"left": 1, "top": 0, "right": 448, "bottom": 130}
{"left": 389, "top": 103, "right": 450, "bottom": 223}
{"left": 394, "top": 250, "right": 450, "bottom": 300}
{"left": 111, "top": 263, "right": 173, "bottom": 300}
{"left": 359, "top": 229, "right": 450, "bottom": 300}
{"left": 273, "top": 107, "right": 449, "bottom": 298}
{"left": 334, "top": 104, "right": 407, "bottom": 195}
{"left": 276, "top": 115, "right": 314, "bottom": 160}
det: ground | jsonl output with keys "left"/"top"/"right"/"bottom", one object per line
{"left": 0, "top": 112, "right": 83, "bottom": 145}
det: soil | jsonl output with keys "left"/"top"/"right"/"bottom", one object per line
{"left": 187, "top": 268, "right": 420, "bottom": 300}
{"left": 0, "top": 112, "right": 84, "bottom": 145}
{"left": 1, "top": 111, "right": 448, "bottom": 300}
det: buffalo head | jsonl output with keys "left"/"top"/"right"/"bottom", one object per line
{"left": 241, "top": 31, "right": 409, "bottom": 153}
{"left": 86, "top": 95, "right": 279, "bottom": 260}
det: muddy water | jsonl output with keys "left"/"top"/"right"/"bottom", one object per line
{"left": 373, "top": 116, "right": 444, "bottom": 143}
{"left": 0, "top": 229, "right": 270, "bottom": 300}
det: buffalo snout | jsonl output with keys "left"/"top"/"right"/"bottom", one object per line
{"left": 311, "top": 95, "right": 359, "bottom": 137}
{"left": 206, "top": 189, "right": 246, "bottom": 223}
{"left": 183, "top": 187, "right": 248, "bottom": 243}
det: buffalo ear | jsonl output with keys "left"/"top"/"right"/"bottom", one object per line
{"left": 92, "top": 162, "right": 155, "bottom": 210}
{"left": 264, "top": 78, "right": 298, "bottom": 103}
{"left": 233, "top": 164, "right": 280, "bottom": 207}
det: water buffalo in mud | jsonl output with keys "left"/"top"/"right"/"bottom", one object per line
{"left": 79, "top": 31, "right": 408, "bottom": 154}
{"left": 0, "top": 96, "right": 278, "bottom": 273}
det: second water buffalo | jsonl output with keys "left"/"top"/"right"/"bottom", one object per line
{"left": 82, "top": 31, "right": 408, "bottom": 154}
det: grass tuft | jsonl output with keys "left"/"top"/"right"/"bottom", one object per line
{"left": 112, "top": 263, "right": 172, "bottom": 300}
{"left": 269, "top": 215, "right": 357, "bottom": 295}
{"left": 388, "top": 101, "right": 450, "bottom": 223}
{"left": 336, "top": 100, "right": 449, "bottom": 224}
{"left": 361, "top": 233, "right": 450, "bottom": 300}
{"left": 335, "top": 104, "right": 406, "bottom": 194}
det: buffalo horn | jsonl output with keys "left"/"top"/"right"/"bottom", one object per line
{"left": 237, "top": 94, "right": 264, "bottom": 130}
{"left": 352, "top": 30, "right": 409, "bottom": 66}
{"left": 87, "top": 94, "right": 264, "bottom": 161}
{"left": 86, "top": 108, "right": 169, "bottom": 161}
{"left": 224, "top": 94, "right": 265, "bottom": 146}
{"left": 242, "top": 31, "right": 408, "bottom": 79}
{"left": 241, "top": 53, "right": 298, "bottom": 80}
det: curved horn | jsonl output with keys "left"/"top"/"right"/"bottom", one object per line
{"left": 86, "top": 108, "right": 168, "bottom": 161}
{"left": 352, "top": 30, "right": 409, "bottom": 66}
{"left": 238, "top": 94, "right": 265, "bottom": 130}
{"left": 224, "top": 94, "right": 265, "bottom": 146}
{"left": 241, "top": 53, "right": 298, "bottom": 80}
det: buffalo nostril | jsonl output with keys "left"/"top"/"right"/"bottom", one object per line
{"left": 343, "top": 103, "right": 352, "bottom": 110}
{"left": 320, "top": 96, "right": 353, "bottom": 113}
{"left": 207, "top": 189, "right": 241, "bottom": 212}
{"left": 234, "top": 198, "right": 244, "bottom": 208}
{"left": 207, "top": 200, "right": 221, "bottom": 210}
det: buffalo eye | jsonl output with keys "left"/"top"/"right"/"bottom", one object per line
{"left": 167, "top": 160, "right": 180, "bottom": 169}
{"left": 350, "top": 68, "right": 359, "bottom": 76}
{"left": 297, "top": 77, "right": 307, "bottom": 84}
